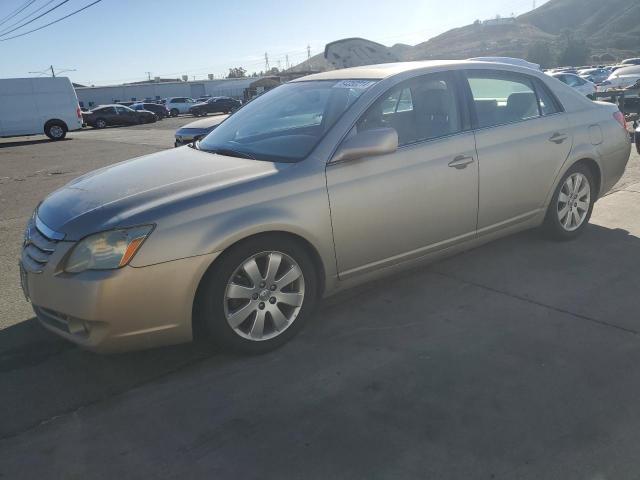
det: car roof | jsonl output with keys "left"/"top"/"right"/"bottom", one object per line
{"left": 292, "top": 60, "right": 543, "bottom": 82}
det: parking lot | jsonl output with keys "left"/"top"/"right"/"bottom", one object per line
{"left": 2, "top": 120, "right": 640, "bottom": 478}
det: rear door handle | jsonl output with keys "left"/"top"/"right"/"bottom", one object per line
{"left": 448, "top": 155, "right": 475, "bottom": 169}
{"left": 549, "top": 132, "right": 568, "bottom": 144}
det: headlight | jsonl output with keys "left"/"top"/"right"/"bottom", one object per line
{"left": 65, "top": 225, "right": 154, "bottom": 273}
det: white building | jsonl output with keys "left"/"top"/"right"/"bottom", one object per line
{"left": 482, "top": 17, "right": 516, "bottom": 26}
{"left": 75, "top": 77, "right": 263, "bottom": 108}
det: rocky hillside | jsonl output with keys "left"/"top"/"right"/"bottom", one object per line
{"left": 520, "top": 0, "right": 640, "bottom": 50}
{"left": 288, "top": 0, "right": 640, "bottom": 73}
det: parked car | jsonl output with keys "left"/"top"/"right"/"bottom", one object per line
{"left": 0, "top": 77, "right": 83, "bottom": 140}
{"left": 548, "top": 72, "right": 596, "bottom": 97}
{"left": 599, "top": 74, "right": 640, "bottom": 92}
{"left": 621, "top": 58, "right": 640, "bottom": 66}
{"left": 165, "top": 97, "right": 196, "bottom": 116}
{"left": 131, "top": 102, "right": 170, "bottom": 119}
{"left": 174, "top": 114, "right": 229, "bottom": 146}
{"left": 82, "top": 104, "right": 157, "bottom": 128}
{"left": 578, "top": 68, "right": 610, "bottom": 84}
{"left": 22, "top": 61, "right": 630, "bottom": 354}
{"left": 189, "top": 97, "right": 242, "bottom": 116}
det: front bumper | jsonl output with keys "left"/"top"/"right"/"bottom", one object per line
{"left": 22, "top": 244, "right": 219, "bottom": 353}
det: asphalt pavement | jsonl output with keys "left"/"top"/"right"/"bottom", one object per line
{"left": 1, "top": 120, "right": 639, "bottom": 479}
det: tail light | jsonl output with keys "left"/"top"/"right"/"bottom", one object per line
{"left": 76, "top": 105, "right": 82, "bottom": 119}
{"left": 613, "top": 111, "right": 626, "bottom": 129}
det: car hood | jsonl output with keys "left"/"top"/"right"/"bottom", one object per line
{"left": 179, "top": 115, "right": 229, "bottom": 130}
{"left": 37, "top": 146, "right": 280, "bottom": 240}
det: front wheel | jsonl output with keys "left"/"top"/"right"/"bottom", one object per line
{"left": 94, "top": 118, "right": 107, "bottom": 129}
{"left": 170, "top": 108, "right": 179, "bottom": 117}
{"left": 197, "top": 236, "right": 318, "bottom": 354}
{"left": 544, "top": 164, "right": 595, "bottom": 240}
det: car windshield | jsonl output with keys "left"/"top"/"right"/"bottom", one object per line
{"left": 197, "top": 79, "right": 376, "bottom": 162}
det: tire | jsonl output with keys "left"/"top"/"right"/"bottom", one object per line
{"left": 170, "top": 108, "right": 179, "bottom": 117}
{"left": 197, "top": 235, "right": 318, "bottom": 354}
{"left": 94, "top": 118, "right": 107, "bottom": 129}
{"left": 544, "top": 163, "right": 595, "bottom": 240}
{"left": 44, "top": 121, "right": 67, "bottom": 140}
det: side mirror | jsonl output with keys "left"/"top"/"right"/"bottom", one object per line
{"left": 332, "top": 127, "right": 398, "bottom": 163}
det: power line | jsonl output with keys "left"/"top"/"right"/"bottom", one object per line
{"left": 0, "top": 0, "right": 57, "bottom": 35}
{"left": 0, "top": 0, "right": 70, "bottom": 38}
{"left": 0, "top": 0, "right": 101, "bottom": 42}
{"left": 0, "top": 0, "right": 38, "bottom": 28}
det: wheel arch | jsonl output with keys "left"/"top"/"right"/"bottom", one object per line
{"left": 43, "top": 118, "right": 68, "bottom": 132}
{"left": 190, "top": 230, "right": 327, "bottom": 339}
{"left": 544, "top": 151, "right": 603, "bottom": 212}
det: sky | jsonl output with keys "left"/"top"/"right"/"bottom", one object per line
{"left": 0, "top": 0, "right": 550, "bottom": 86}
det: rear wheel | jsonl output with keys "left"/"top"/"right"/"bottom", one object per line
{"left": 44, "top": 121, "right": 67, "bottom": 140}
{"left": 544, "top": 163, "right": 595, "bottom": 240}
{"left": 197, "top": 235, "right": 318, "bottom": 354}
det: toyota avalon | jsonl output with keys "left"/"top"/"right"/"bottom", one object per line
{"left": 20, "top": 60, "right": 631, "bottom": 353}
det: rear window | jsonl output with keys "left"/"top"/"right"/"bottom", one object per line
{"left": 467, "top": 71, "right": 541, "bottom": 128}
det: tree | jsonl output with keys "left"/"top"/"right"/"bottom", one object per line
{"left": 227, "top": 67, "right": 246, "bottom": 78}
{"left": 526, "top": 41, "right": 554, "bottom": 68}
{"left": 557, "top": 34, "right": 590, "bottom": 66}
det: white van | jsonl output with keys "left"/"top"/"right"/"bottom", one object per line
{"left": 0, "top": 77, "right": 83, "bottom": 140}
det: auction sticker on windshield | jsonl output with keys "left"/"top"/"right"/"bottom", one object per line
{"left": 333, "top": 80, "right": 376, "bottom": 89}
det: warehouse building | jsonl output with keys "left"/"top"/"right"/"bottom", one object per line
{"left": 75, "top": 77, "right": 278, "bottom": 108}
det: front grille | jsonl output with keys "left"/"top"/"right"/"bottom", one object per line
{"left": 21, "top": 218, "right": 59, "bottom": 273}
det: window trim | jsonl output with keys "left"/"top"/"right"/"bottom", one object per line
{"left": 463, "top": 69, "right": 564, "bottom": 131}
{"left": 532, "top": 77, "right": 565, "bottom": 116}
{"left": 354, "top": 71, "right": 471, "bottom": 150}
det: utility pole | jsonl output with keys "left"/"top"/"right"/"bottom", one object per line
{"left": 307, "top": 44, "right": 311, "bottom": 60}
{"left": 286, "top": 55, "right": 289, "bottom": 70}
{"left": 277, "top": 60, "right": 281, "bottom": 71}
{"left": 145, "top": 71, "right": 151, "bottom": 81}
{"left": 29, "top": 65, "right": 76, "bottom": 78}
{"left": 264, "top": 52, "right": 270, "bottom": 72}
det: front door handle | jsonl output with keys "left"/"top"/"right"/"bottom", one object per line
{"left": 448, "top": 155, "right": 475, "bottom": 169}
{"left": 549, "top": 132, "right": 569, "bottom": 144}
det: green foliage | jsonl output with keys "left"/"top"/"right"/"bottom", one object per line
{"left": 227, "top": 67, "right": 247, "bottom": 79}
{"left": 526, "top": 41, "right": 554, "bottom": 68}
{"left": 558, "top": 35, "right": 590, "bottom": 66}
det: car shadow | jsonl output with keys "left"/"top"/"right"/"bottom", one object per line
{"left": 0, "top": 138, "right": 70, "bottom": 148}
{"left": 1, "top": 222, "right": 639, "bottom": 441}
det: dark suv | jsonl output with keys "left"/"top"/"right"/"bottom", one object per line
{"left": 131, "top": 102, "right": 170, "bottom": 119}
{"left": 189, "top": 97, "right": 241, "bottom": 116}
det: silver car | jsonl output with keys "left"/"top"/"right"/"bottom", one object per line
{"left": 174, "top": 114, "right": 229, "bottom": 147}
{"left": 20, "top": 61, "right": 631, "bottom": 353}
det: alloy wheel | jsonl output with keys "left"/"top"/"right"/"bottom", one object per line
{"left": 223, "top": 251, "right": 305, "bottom": 341}
{"left": 557, "top": 172, "right": 590, "bottom": 232}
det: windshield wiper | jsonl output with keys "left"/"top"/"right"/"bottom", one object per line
{"left": 200, "top": 146, "right": 256, "bottom": 160}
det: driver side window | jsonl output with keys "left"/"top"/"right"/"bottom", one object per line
{"left": 357, "top": 73, "right": 461, "bottom": 146}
